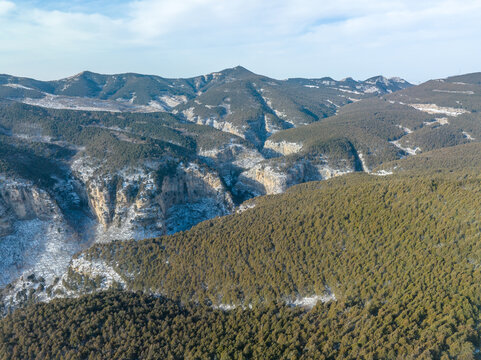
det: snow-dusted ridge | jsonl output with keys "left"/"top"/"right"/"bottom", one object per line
{"left": 21, "top": 94, "right": 169, "bottom": 113}
{"left": 390, "top": 140, "right": 421, "bottom": 156}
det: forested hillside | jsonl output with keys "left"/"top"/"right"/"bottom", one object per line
{"left": 3, "top": 170, "right": 481, "bottom": 358}
{"left": 3, "top": 69, "right": 481, "bottom": 359}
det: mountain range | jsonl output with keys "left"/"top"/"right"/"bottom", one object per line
{"left": 1, "top": 67, "right": 481, "bottom": 359}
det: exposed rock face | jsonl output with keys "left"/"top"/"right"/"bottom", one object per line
{"left": 181, "top": 107, "right": 245, "bottom": 139}
{"left": 263, "top": 140, "right": 303, "bottom": 156}
{"left": 72, "top": 158, "right": 234, "bottom": 242}
{"left": 199, "top": 143, "right": 264, "bottom": 169}
{"left": 0, "top": 178, "right": 58, "bottom": 222}
{"left": 234, "top": 158, "right": 354, "bottom": 196}
{"left": 0, "top": 176, "right": 85, "bottom": 293}
{"left": 0, "top": 158, "right": 235, "bottom": 312}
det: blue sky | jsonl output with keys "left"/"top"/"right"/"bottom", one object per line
{"left": 1, "top": 0, "right": 480, "bottom": 83}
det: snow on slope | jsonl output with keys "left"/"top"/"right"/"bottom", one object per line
{"left": 409, "top": 103, "right": 469, "bottom": 117}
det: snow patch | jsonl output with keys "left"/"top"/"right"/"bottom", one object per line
{"left": 358, "top": 153, "right": 370, "bottom": 173}
{"left": 0, "top": 218, "right": 79, "bottom": 288}
{"left": 286, "top": 292, "right": 337, "bottom": 309}
{"left": 213, "top": 303, "right": 237, "bottom": 311}
{"left": 159, "top": 94, "right": 187, "bottom": 108}
{"left": 70, "top": 256, "right": 125, "bottom": 289}
{"left": 372, "top": 170, "right": 393, "bottom": 176}
{"left": 390, "top": 140, "right": 421, "bottom": 156}
{"left": 433, "top": 89, "right": 474, "bottom": 95}
{"left": 326, "top": 99, "right": 340, "bottom": 108}
{"left": 424, "top": 117, "right": 449, "bottom": 126}
{"left": 397, "top": 125, "right": 412, "bottom": 134}
{"left": 129, "top": 92, "right": 137, "bottom": 104}
{"left": 334, "top": 88, "right": 362, "bottom": 95}
{"left": 236, "top": 202, "right": 256, "bottom": 213}
{"left": 2, "top": 83, "right": 35, "bottom": 90}
{"left": 362, "top": 86, "right": 380, "bottom": 94}
{"left": 410, "top": 103, "right": 469, "bottom": 117}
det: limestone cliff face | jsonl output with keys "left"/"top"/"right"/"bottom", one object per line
{"left": 234, "top": 158, "right": 354, "bottom": 196}
{"left": 181, "top": 107, "right": 245, "bottom": 139}
{"left": 72, "top": 158, "right": 234, "bottom": 242}
{"left": 0, "top": 175, "right": 90, "bottom": 311}
{"left": 263, "top": 140, "right": 303, "bottom": 156}
{"left": 199, "top": 143, "right": 264, "bottom": 169}
{"left": 0, "top": 178, "right": 58, "bottom": 223}
{"left": 0, "top": 177, "right": 65, "bottom": 239}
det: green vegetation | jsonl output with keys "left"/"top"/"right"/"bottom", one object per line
{"left": 0, "top": 102, "right": 252, "bottom": 171}
{"left": 56, "top": 172, "right": 481, "bottom": 358}
{"left": 0, "top": 290, "right": 327, "bottom": 360}
{"left": 0, "top": 134, "right": 72, "bottom": 187}
{"left": 377, "top": 142, "right": 481, "bottom": 173}
{"left": 4, "top": 71, "right": 481, "bottom": 359}
{"left": 1, "top": 287, "right": 478, "bottom": 360}
{"left": 388, "top": 77, "right": 481, "bottom": 112}
{"left": 384, "top": 77, "right": 481, "bottom": 151}
{"left": 269, "top": 99, "right": 435, "bottom": 168}
{"left": 5, "top": 170, "right": 481, "bottom": 358}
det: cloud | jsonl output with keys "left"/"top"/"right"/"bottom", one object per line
{"left": 0, "top": 0, "right": 480, "bottom": 81}
{"left": 0, "top": 0, "right": 14, "bottom": 15}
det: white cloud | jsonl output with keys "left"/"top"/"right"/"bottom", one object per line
{"left": 0, "top": 0, "right": 14, "bottom": 15}
{"left": 0, "top": 0, "right": 480, "bottom": 81}
{"left": 127, "top": 0, "right": 216, "bottom": 39}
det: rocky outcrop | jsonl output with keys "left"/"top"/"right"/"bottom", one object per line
{"left": 263, "top": 140, "right": 303, "bottom": 156}
{"left": 234, "top": 158, "right": 354, "bottom": 196}
{"left": 0, "top": 178, "right": 58, "bottom": 222}
{"left": 199, "top": 143, "right": 264, "bottom": 169}
{"left": 181, "top": 107, "right": 245, "bottom": 139}
{"left": 0, "top": 175, "right": 89, "bottom": 313}
{"left": 72, "top": 157, "right": 234, "bottom": 242}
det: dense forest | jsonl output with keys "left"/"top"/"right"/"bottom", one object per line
{"left": 0, "top": 288, "right": 478, "bottom": 359}
{"left": 0, "top": 102, "right": 253, "bottom": 171}
{"left": 29, "top": 171, "right": 478, "bottom": 358}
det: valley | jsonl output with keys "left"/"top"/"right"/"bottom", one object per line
{"left": 2, "top": 67, "right": 481, "bottom": 358}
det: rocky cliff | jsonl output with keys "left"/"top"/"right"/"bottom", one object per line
{"left": 234, "top": 157, "right": 355, "bottom": 196}
{"left": 0, "top": 176, "right": 87, "bottom": 310}
{"left": 72, "top": 157, "right": 234, "bottom": 242}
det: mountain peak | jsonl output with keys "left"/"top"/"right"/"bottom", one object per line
{"left": 61, "top": 70, "right": 97, "bottom": 82}
{"left": 222, "top": 65, "right": 255, "bottom": 75}
{"left": 364, "top": 75, "right": 411, "bottom": 87}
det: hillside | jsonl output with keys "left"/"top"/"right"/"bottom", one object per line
{"left": 0, "top": 67, "right": 416, "bottom": 309}
{"left": 3, "top": 70, "right": 481, "bottom": 359}
{"left": 0, "top": 67, "right": 411, "bottom": 147}
{"left": 3, "top": 171, "right": 481, "bottom": 358}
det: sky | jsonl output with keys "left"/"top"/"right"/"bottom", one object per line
{"left": 0, "top": 0, "right": 480, "bottom": 83}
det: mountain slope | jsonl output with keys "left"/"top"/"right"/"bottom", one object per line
{"left": 60, "top": 172, "right": 481, "bottom": 304}
{"left": 5, "top": 171, "right": 481, "bottom": 358}
{"left": 0, "top": 67, "right": 411, "bottom": 146}
{"left": 3, "top": 70, "right": 481, "bottom": 359}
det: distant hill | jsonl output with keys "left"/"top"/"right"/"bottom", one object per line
{"left": 0, "top": 67, "right": 411, "bottom": 147}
